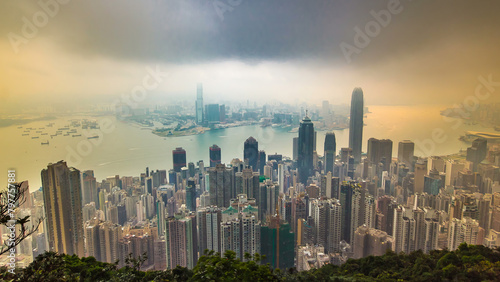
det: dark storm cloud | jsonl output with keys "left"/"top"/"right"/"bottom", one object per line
{"left": 3, "top": 0, "right": 500, "bottom": 66}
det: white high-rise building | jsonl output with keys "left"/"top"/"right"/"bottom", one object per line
{"left": 445, "top": 160, "right": 465, "bottom": 187}
{"left": 196, "top": 83, "right": 204, "bottom": 124}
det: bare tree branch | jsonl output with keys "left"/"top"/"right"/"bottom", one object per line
{"left": 0, "top": 182, "right": 44, "bottom": 256}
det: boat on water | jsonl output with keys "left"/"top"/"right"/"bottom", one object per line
{"left": 87, "top": 135, "right": 99, "bottom": 139}
{"left": 32, "top": 136, "right": 39, "bottom": 139}
{"left": 17, "top": 126, "right": 22, "bottom": 129}
{"left": 72, "top": 134, "right": 82, "bottom": 137}
{"left": 22, "top": 133, "right": 29, "bottom": 136}
{"left": 41, "top": 141, "right": 49, "bottom": 145}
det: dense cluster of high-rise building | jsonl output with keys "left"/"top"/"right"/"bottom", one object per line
{"left": 2, "top": 86, "right": 500, "bottom": 272}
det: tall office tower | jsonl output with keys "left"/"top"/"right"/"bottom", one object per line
{"left": 291, "top": 195, "right": 307, "bottom": 237}
{"left": 414, "top": 160, "right": 427, "bottom": 194}
{"left": 427, "top": 156, "right": 445, "bottom": 174}
{"left": 311, "top": 198, "right": 342, "bottom": 253}
{"left": 324, "top": 132, "right": 337, "bottom": 174}
{"left": 165, "top": 210, "right": 198, "bottom": 269}
{"left": 339, "top": 148, "right": 351, "bottom": 164}
{"left": 206, "top": 104, "right": 221, "bottom": 123}
{"left": 340, "top": 182, "right": 363, "bottom": 244}
{"left": 188, "top": 162, "right": 196, "bottom": 178}
{"left": 478, "top": 196, "right": 491, "bottom": 231}
{"left": 235, "top": 168, "right": 260, "bottom": 199}
{"left": 398, "top": 140, "right": 415, "bottom": 168}
{"left": 208, "top": 164, "right": 234, "bottom": 208}
{"left": 376, "top": 195, "right": 396, "bottom": 234}
{"left": 353, "top": 226, "right": 393, "bottom": 259}
{"left": 445, "top": 160, "right": 465, "bottom": 187}
{"left": 293, "top": 137, "right": 299, "bottom": 161}
{"left": 268, "top": 153, "right": 283, "bottom": 162}
{"left": 258, "top": 150, "right": 266, "bottom": 175}
{"left": 367, "top": 138, "right": 393, "bottom": 172}
{"left": 219, "top": 104, "right": 226, "bottom": 122}
{"left": 82, "top": 170, "right": 97, "bottom": 206}
{"left": 467, "top": 138, "right": 488, "bottom": 172}
{"left": 156, "top": 201, "right": 166, "bottom": 236}
{"left": 349, "top": 88, "right": 364, "bottom": 164}
{"left": 41, "top": 161, "right": 84, "bottom": 257}
{"left": 209, "top": 144, "right": 222, "bottom": 167}
{"left": 298, "top": 115, "right": 315, "bottom": 184}
{"left": 447, "top": 217, "right": 480, "bottom": 251}
{"left": 220, "top": 209, "right": 261, "bottom": 262}
{"left": 264, "top": 180, "right": 279, "bottom": 217}
{"left": 186, "top": 178, "right": 196, "bottom": 212}
{"left": 196, "top": 83, "right": 204, "bottom": 124}
{"left": 260, "top": 215, "right": 295, "bottom": 269}
{"left": 173, "top": 147, "right": 187, "bottom": 173}
{"left": 424, "top": 173, "right": 442, "bottom": 195}
{"left": 197, "top": 206, "right": 222, "bottom": 254}
{"left": 320, "top": 172, "right": 340, "bottom": 199}
{"left": 278, "top": 164, "right": 285, "bottom": 194}
{"left": 244, "top": 137, "right": 259, "bottom": 172}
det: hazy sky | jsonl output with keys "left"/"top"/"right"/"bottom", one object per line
{"left": 1, "top": 0, "right": 500, "bottom": 109}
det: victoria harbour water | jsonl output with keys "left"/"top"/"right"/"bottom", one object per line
{"left": 0, "top": 105, "right": 493, "bottom": 191}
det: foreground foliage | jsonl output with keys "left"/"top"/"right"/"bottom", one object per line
{"left": 2, "top": 243, "right": 500, "bottom": 281}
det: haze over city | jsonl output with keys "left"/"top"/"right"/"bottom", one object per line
{"left": 2, "top": 1, "right": 500, "bottom": 280}
{"left": 1, "top": 0, "right": 500, "bottom": 110}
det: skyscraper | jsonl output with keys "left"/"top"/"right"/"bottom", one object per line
{"left": 165, "top": 210, "right": 198, "bottom": 269}
{"left": 260, "top": 215, "right": 295, "bottom": 269}
{"left": 349, "top": 88, "right": 364, "bottom": 164}
{"left": 41, "top": 160, "right": 84, "bottom": 257}
{"left": 206, "top": 104, "right": 220, "bottom": 123}
{"left": 467, "top": 138, "right": 488, "bottom": 172}
{"left": 197, "top": 206, "right": 222, "bottom": 254}
{"left": 220, "top": 206, "right": 261, "bottom": 262}
{"left": 172, "top": 147, "right": 187, "bottom": 173}
{"left": 244, "top": 137, "right": 259, "bottom": 172}
{"left": 367, "top": 138, "right": 393, "bottom": 172}
{"left": 259, "top": 150, "right": 266, "bottom": 175}
{"left": 208, "top": 164, "right": 234, "bottom": 208}
{"left": 196, "top": 83, "right": 203, "bottom": 124}
{"left": 82, "top": 170, "right": 97, "bottom": 206}
{"left": 311, "top": 198, "right": 342, "bottom": 253}
{"left": 398, "top": 140, "right": 415, "bottom": 167}
{"left": 235, "top": 168, "right": 260, "bottom": 199}
{"left": 298, "top": 115, "right": 315, "bottom": 184}
{"left": 209, "top": 144, "right": 221, "bottom": 167}
{"left": 324, "top": 132, "right": 336, "bottom": 174}
{"left": 186, "top": 178, "right": 196, "bottom": 212}
{"left": 293, "top": 137, "right": 299, "bottom": 161}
